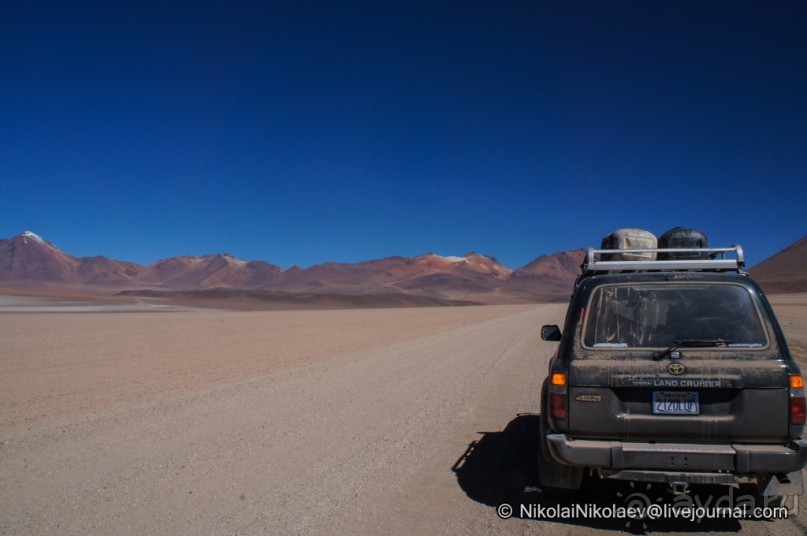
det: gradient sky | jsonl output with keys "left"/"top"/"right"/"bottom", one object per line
{"left": 2, "top": 1, "right": 805, "bottom": 269}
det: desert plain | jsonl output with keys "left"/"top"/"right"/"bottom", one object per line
{"left": 2, "top": 293, "right": 807, "bottom": 535}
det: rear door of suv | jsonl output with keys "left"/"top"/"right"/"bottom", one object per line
{"left": 565, "top": 278, "right": 790, "bottom": 444}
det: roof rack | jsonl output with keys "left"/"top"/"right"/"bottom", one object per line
{"left": 582, "top": 246, "right": 745, "bottom": 274}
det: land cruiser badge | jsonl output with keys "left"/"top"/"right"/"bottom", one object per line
{"left": 668, "top": 363, "right": 685, "bottom": 375}
{"left": 575, "top": 395, "right": 602, "bottom": 402}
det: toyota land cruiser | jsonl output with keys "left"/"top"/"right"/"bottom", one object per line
{"left": 539, "top": 234, "right": 807, "bottom": 498}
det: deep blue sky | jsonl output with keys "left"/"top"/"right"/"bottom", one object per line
{"left": 2, "top": 1, "right": 805, "bottom": 269}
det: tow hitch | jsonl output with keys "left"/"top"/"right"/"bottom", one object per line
{"left": 670, "top": 481, "right": 690, "bottom": 496}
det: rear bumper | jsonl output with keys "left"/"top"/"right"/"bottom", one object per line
{"left": 546, "top": 434, "right": 807, "bottom": 474}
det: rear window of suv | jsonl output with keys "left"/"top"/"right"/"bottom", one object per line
{"left": 583, "top": 283, "right": 767, "bottom": 349}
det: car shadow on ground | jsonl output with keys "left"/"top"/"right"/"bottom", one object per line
{"left": 452, "top": 414, "right": 792, "bottom": 533}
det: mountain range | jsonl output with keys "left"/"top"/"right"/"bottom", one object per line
{"left": 2, "top": 231, "right": 804, "bottom": 306}
{"left": 0, "top": 231, "right": 586, "bottom": 304}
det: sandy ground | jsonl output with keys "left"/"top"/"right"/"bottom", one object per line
{"left": 2, "top": 297, "right": 807, "bottom": 535}
{"left": 0, "top": 305, "right": 535, "bottom": 429}
{"left": 769, "top": 294, "right": 807, "bottom": 366}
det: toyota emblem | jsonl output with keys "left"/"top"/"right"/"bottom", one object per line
{"left": 668, "top": 362, "right": 685, "bottom": 375}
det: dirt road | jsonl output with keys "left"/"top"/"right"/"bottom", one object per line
{"left": 2, "top": 303, "right": 807, "bottom": 535}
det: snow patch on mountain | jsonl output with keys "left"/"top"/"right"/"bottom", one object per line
{"left": 21, "top": 230, "right": 47, "bottom": 245}
{"left": 424, "top": 253, "right": 467, "bottom": 263}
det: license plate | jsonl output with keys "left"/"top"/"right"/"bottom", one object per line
{"left": 652, "top": 391, "right": 699, "bottom": 415}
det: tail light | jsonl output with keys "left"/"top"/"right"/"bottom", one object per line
{"left": 549, "top": 372, "right": 568, "bottom": 420}
{"left": 789, "top": 374, "right": 806, "bottom": 425}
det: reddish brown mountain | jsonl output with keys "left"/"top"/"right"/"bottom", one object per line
{"left": 76, "top": 256, "right": 143, "bottom": 286}
{"left": 0, "top": 232, "right": 285, "bottom": 289}
{"left": 390, "top": 253, "right": 513, "bottom": 300}
{"left": 268, "top": 252, "right": 512, "bottom": 296}
{"left": 0, "top": 231, "right": 79, "bottom": 284}
{"left": 0, "top": 231, "right": 144, "bottom": 287}
{"left": 139, "top": 254, "right": 282, "bottom": 289}
{"left": 507, "top": 249, "right": 586, "bottom": 301}
{"left": 748, "top": 235, "right": 807, "bottom": 293}
{"left": 267, "top": 257, "right": 410, "bottom": 291}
